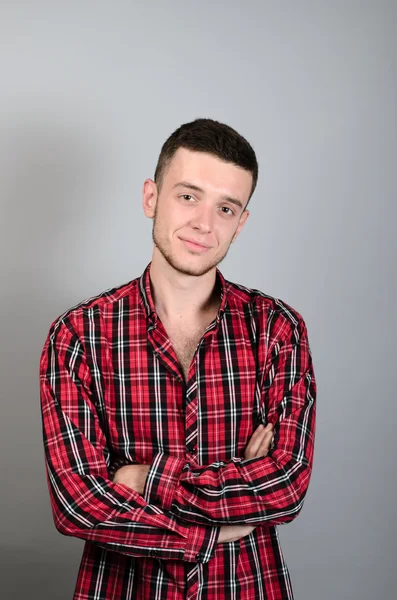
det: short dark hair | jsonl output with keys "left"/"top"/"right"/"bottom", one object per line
{"left": 154, "top": 118, "right": 258, "bottom": 209}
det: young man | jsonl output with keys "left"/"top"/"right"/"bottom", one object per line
{"left": 39, "top": 118, "right": 316, "bottom": 600}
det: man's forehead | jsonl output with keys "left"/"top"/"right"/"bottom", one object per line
{"left": 165, "top": 147, "right": 252, "bottom": 196}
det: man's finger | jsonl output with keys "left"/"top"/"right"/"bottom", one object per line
{"left": 246, "top": 426, "right": 273, "bottom": 456}
{"left": 256, "top": 431, "right": 274, "bottom": 457}
{"left": 256, "top": 430, "right": 273, "bottom": 453}
{"left": 250, "top": 424, "right": 266, "bottom": 439}
{"left": 247, "top": 427, "right": 267, "bottom": 456}
{"left": 251, "top": 423, "right": 272, "bottom": 438}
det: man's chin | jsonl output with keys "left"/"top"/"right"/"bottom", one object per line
{"left": 159, "top": 252, "right": 218, "bottom": 278}
{"left": 168, "top": 259, "right": 214, "bottom": 278}
{"left": 152, "top": 234, "right": 228, "bottom": 277}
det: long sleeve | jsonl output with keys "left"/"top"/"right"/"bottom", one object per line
{"left": 143, "top": 315, "right": 317, "bottom": 526}
{"left": 39, "top": 315, "right": 220, "bottom": 563}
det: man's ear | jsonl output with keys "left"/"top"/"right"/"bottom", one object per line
{"left": 142, "top": 179, "right": 158, "bottom": 219}
{"left": 231, "top": 209, "right": 250, "bottom": 243}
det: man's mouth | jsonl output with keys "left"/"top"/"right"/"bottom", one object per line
{"left": 179, "top": 237, "right": 212, "bottom": 252}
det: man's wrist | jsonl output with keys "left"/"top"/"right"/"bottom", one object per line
{"left": 112, "top": 464, "right": 150, "bottom": 495}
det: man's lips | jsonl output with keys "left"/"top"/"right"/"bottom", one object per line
{"left": 179, "top": 237, "right": 212, "bottom": 251}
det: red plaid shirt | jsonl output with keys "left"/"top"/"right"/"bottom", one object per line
{"left": 39, "top": 262, "right": 316, "bottom": 600}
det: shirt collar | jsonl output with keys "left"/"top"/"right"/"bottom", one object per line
{"left": 138, "top": 261, "right": 228, "bottom": 327}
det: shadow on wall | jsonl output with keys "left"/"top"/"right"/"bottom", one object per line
{"left": 0, "top": 117, "right": 113, "bottom": 369}
{"left": 0, "top": 542, "right": 84, "bottom": 599}
{"left": 0, "top": 117, "right": 114, "bottom": 600}
{"left": 0, "top": 118, "right": 111, "bottom": 306}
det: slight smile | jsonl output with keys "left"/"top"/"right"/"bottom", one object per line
{"left": 179, "top": 237, "right": 212, "bottom": 252}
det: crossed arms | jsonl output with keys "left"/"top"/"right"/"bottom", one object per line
{"left": 39, "top": 313, "right": 316, "bottom": 564}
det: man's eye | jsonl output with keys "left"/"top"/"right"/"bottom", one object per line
{"left": 221, "top": 206, "right": 234, "bottom": 215}
{"left": 182, "top": 194, "right": 194, "bottom": 201}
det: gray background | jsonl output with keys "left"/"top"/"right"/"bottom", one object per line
{"left": 1, "top": 1, "right": 396, "bottom": 599}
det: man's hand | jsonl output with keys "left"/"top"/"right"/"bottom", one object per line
{"left": 113, "top": 464, "right": 150, "bottom": 495}
{"left": 112, "top": 423, "right": 274, "bottom": 544}
{"left": 244, "top": 422, "right": 274, "bottom": 460}
{"left": 218, "top": 523, "right": 257, "bottom": 543}
{"left": 218, "top": 423, "right": 274, "bottom": 544}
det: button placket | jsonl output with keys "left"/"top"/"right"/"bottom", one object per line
{"left": 184, "top": 334, "right": 204, "bottom": 463}
{"left": 185, "top": 379, "right": 198, "bottom": 461}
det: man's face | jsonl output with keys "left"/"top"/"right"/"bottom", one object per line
{"left": 143, "top": 147, "right": 252, "bottom": 277}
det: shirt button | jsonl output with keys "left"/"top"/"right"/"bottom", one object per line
{"left": 149, "top": 550, "right": 158, "bottom": 557}
{"left": 187, "top": 445, "right": 197, "bottom": 455}
{"left": 196, "top": 552, "right": 204, "bottom": 562}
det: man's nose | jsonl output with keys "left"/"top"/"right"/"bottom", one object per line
{"left": 191, "top": 203, "right": 214, "bottom": 232}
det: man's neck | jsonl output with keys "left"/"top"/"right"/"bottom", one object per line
{"left": 149, "top": 253, "right": 221, "bottom": 325}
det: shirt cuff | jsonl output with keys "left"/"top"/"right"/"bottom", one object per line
{"left": 183, "top": 523, "right": 221, "bottom": 563}
{"left": 143, "top": 452, "right": 187, "bottom": 510}
{"left": 108, "top": 457, "right": 133, "bottom": 480}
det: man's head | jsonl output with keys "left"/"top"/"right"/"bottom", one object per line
{"left": 143, "top": 118, "right": 258, "bottom": 277}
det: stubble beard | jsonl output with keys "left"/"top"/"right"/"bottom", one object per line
{"left": 151, "top": 209, "right": 232, "bottom": 277}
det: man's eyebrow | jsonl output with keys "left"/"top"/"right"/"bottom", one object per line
{"left": 173, "top": 181, "right": 244, "bottom": 210}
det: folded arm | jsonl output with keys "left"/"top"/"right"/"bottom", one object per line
{"left": 39, "top": 315, "right": 219, "bottom": 563}
{"left": 143, "top": 316, "right": 317, "bottom": 526}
